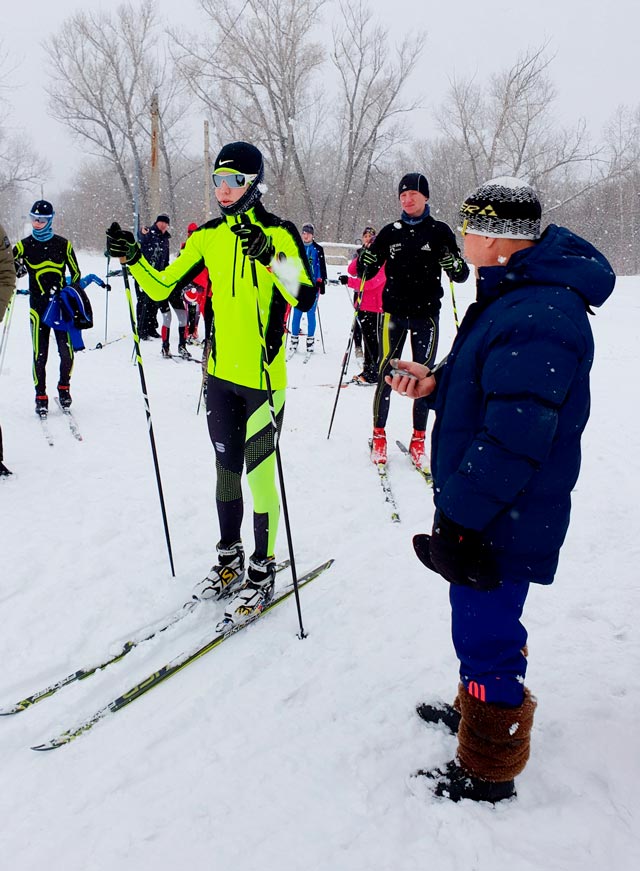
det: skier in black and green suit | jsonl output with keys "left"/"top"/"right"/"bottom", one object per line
{"left": 13, "top": 200, "right": 81, "bottom": 416}
{"left": 106, "top": 141, "right": 315, "bottom": 623}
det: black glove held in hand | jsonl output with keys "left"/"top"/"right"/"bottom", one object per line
{"left": 338, "top": 274, "right": 349, "bottom": 285}
{"left": 413, "top": 512, "right": 500, "bottom": 590}
{"left": 358, "top": 247, "right": 378, "bottom": 277}
{"left": 230, "top": 216, "right": 274, "bottom": 266}
{"left": 438, "top": 251, "right": 464, "bottom": 276}
{"left": 106, "top": 222, "right": 141, "bottom": 265}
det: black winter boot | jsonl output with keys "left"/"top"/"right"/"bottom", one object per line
{"left": 58, "top": 384, "right": 72, "bottom": 409}
{"left": 416, "top": 760, "right": 516, "bottom": 804}
{"left": 416, "top": 701, "right": 461, "bottom": 735}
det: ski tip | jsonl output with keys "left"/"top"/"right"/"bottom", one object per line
{"left": 31, "top": 740, "right": 63, "bottom": 752}
{"left": 0, "top": 705, "right": 22, "bottom": 716}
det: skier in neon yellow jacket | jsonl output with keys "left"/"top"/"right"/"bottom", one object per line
{"left": 106, "top": 142, "right": 315, "bottom": 622}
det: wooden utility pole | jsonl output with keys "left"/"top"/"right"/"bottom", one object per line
{"left": 150, "top": 93, "right": 160, "bottom": 221}
{"left": 204, "top": 120, "right": 212, "bottom": 222}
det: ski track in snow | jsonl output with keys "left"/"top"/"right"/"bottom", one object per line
{"left": 0, "top": 255, "right": 638, "bottom": 871}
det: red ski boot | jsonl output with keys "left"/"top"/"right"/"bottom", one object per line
{"left": 409, "top": 429, "right": 426, "bottom": 468}
{"left": 370, "top": 427, "right": 387, "bottom": 465}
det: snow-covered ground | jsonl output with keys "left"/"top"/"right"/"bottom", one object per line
{"left": 0, "top": 253, "right": 638, "bottom": 870}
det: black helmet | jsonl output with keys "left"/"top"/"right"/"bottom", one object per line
{"left": 30, "top": 200, "right": 55, "bottom": 218}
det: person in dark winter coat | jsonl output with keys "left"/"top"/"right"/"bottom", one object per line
{"left": 358, "top": 172, "right": 469, "bottom": 468}
{"left": 388, "top": 177, "right": 616, "bottom": 803}
{"left": 0, "top": 219, "right": 16, "bottom": 475}
{"left": 12, "top": 200, "right": 81, "bottom": 415}
{"left": 137, "top": 214, "right": 171, "bottom": 339}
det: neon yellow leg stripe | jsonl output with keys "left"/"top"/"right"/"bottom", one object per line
{"left": 245, "top": 390, "right": 285, "bottom": 555}
{"left": 30, "top": 309, "right": 40, "bottom": 387}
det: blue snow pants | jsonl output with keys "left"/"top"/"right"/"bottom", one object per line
{"left": 291, "top": 295, "right": 318, "bottom": 337}
{"left": 449, "top": 580, "right": 529, "bottom": 706}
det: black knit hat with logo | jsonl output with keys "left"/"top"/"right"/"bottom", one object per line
{"left": 213, "top": 141, "right": 265, "bottom": 217}
{"left": 460, "top": 176, "right": 541, "bottom": 240}
{"left": 398, "top": 173, "right": 429, "bottom": 198}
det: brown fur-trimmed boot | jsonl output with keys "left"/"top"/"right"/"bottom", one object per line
{"left": 418, "top": 684, "right": 537, "bottom": 803}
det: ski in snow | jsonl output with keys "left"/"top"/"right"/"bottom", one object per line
{"left": 54, "top": 398, "right": 83, "bottom": 441}
{"left": 38, "top": 414, "right": 54, "bottom": 447}
{"left": 375, "top": 463, "right": 401, "bottom": 523}
{"left": 395, "top": 440, "right": 433, "bottom": 485}
{"left": 1, "top": 561, "right": 292, "bottom": 717}
{"left": 368, "top": 440, "right": 401, "bottom": 523}
{"left": 31, "top": 559, "right": 333, "bottom": 751}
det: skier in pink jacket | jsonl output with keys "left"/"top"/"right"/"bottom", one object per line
{"left": 341, "top": 226, "right": 385, "bottom": 384}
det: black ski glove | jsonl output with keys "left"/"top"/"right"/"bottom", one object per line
{"left": 413, "top": 512, "right": 500, "bottom": 591}
{"left": 106, "top": 222, "right": 142, "bottom": 265}
{"left": 358, "top": 247, "right": 378, "bottom": 278}
{"left": 338, "top": 274, "right": 349, "bottom": 285}
{"left": 230, "top": 216, "right": 274, "bottom": 266}
{"left": 438, "top": 251, "right": 465, "bottom": 277}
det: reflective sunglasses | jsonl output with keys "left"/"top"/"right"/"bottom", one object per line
{"left": 212, "top": 171, "right": 256, "bottom": 189}
{"left": 30, "top": 215, "right": 50, "bottom": 224}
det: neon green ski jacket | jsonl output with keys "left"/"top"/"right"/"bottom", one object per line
{"left": 130, "top": 203, "right": 315, "bottom": 390}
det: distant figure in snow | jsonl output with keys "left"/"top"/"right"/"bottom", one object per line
{"left": 357, "top": 172, "right": 469, "bottom": 469}
{"left": 288, "top": 223, "right": 326, "bottom": 355}
{"left": 12, "top": 200, "right": 81, "bottom": 416}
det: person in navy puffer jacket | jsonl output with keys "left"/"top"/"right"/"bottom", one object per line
{"left": 387, "top": 177, "right": 616, "bottom": 804}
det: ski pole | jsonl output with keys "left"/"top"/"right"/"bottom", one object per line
{"left": 326, "top": 277, "right": 365, "bottom": 439}
{"left": 104, "top": 253, "right": 110, "bottom": 345}
{"left": 196, "top": 374, "right": 205, "bottom": 415}
{"left": 0, "top": 291, "right": 16, "bottom": 377}
{"left": 316, "top": 300, "right": 326, "bottom": 353}
{"left": 284, "top": 305, "right": 292, "bottom": 350}
{"left": 197, "top": 336, "right": 211, "bottom": 415}
{"left": 241, "top": 220, "right": 306, "bottom": 639}
{"left": 121, "top": 264, "right": 176, "bottom": 577}
{"left": 449, "top": 279, "right": 460, "bottom": 331}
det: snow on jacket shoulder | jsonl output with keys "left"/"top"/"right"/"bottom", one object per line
{"left": 430, "top": 224, "right": 615, "bottom": 584}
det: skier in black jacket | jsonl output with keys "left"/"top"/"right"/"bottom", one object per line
{"left": 358, "top": 173, "right": 468, "bottom": 469}
{"left": 137, "top": 214, "right": 171, "bottom": 339}
{"left": 13, "top": 200, "right": 81, "bottom": 416}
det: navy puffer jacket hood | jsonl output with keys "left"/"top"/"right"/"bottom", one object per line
{"left": 430, "top": 224, "right": 615, "bottom": 584}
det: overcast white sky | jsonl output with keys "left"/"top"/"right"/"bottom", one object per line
{"left": 3, "top": 0, "right": 638, "bottom": 198}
